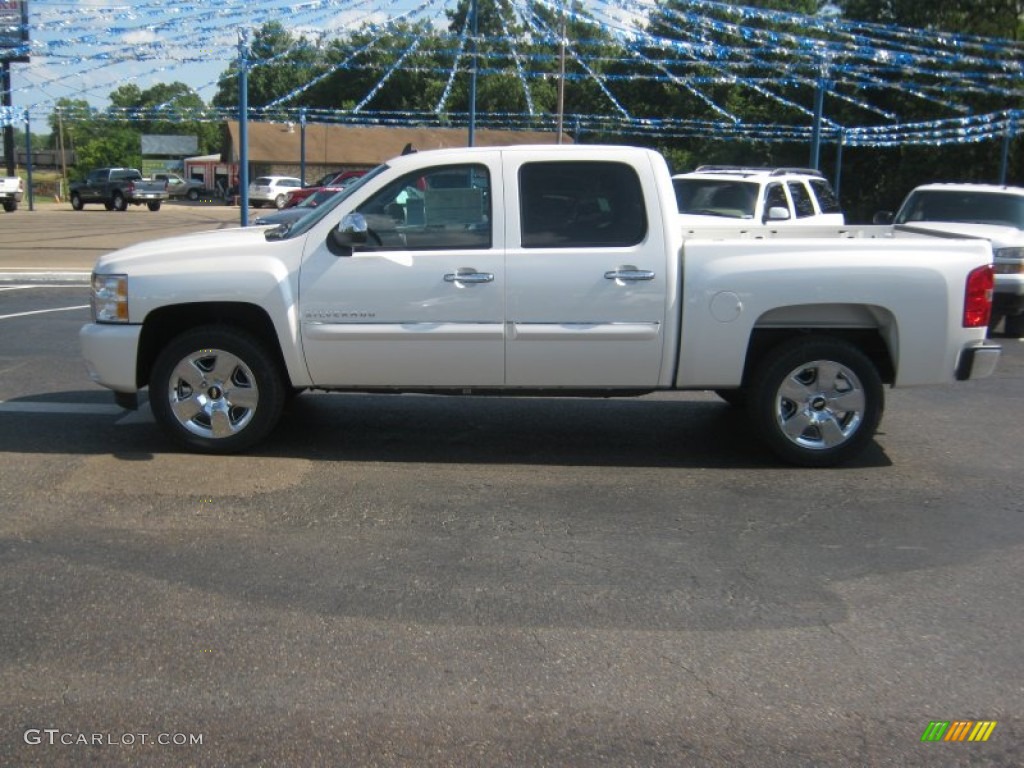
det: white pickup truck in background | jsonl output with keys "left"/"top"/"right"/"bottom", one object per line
{"left": 875, "top": 182, "right": 1024, "bottom": 337}
{"left": 80, "top": 145, "right": 1000, "bottom": 466}
{"left": 0, "top": 176, "right": 23, "bottom": 212}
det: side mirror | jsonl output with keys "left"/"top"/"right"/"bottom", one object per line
{"left": 763, "top": 206, "right": 791, "bottom": 223}
{"left": 327, "top": 212, "right": 368, "bottom": 256}
{"left": 872, "top": 211, "right": 895, "bottom": 225}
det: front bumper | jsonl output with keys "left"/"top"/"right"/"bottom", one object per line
{"left": 80, "top": 323, "right": 143, "bottom": 393}
{"left": 955, "top": 341, "right": 1002, "bottom": 381}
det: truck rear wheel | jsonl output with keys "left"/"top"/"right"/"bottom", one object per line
{"left": 2, "top": 201, "right": 15, "bottom": 212}
{"left": 147, "top": 201, "right": 162, "bottom": 212}
{"left": 748, "top": 336, "right": 883, "bottom": 467}
{"left": 150, "top": 327, "right": 287, "bottom": 454}
{"left": 112, "top": 192, "right": 127, "bottom": 211}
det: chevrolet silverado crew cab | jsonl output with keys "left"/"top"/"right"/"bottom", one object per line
{"left": 674, "top": 166, "right": 844, "bottom": 227}
{"left": 875, "top": 183, "right": 1024, "bottom": 337}
{"left": 80, "top": 145, "right": 1000, "bottom": 466}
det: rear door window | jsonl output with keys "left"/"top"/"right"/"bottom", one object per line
{"left": 519, "top": 161, "right": 647, "bottom": 248}
{"left": 788, "top": 182, "right": 816, "bottom": 218}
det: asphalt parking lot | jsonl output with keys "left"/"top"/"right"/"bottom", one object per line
{"left": 1, "top": 203, "right": 1022, "bottom": 766}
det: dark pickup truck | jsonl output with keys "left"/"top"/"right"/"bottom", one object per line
{"left": 69, "top": 168, "right": 169, "bottom": 212}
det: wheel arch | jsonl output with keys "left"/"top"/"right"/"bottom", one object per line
{"left": 136, "top": 303, "right": 295, "bottom": 390}
{"left": 741, "top": 304, "right": 898, "bottom": 386}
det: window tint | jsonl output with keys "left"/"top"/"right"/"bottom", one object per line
{"left": 520, "top": 161, "right": 647, "bottom": 248}
{"left": 355, "top": 164, "right": 490, "bottom": 250}
{"left": 763, "top": 182, "right": 788, "bottom": 213}
{"left": 809, "top": 179, "right": 841, "bottom": 214}
{"left": 896, "top": 190, "right": 1024, "bottom": 229}
{"left": 673, "top": 179, "right": 757, "bottom": 219}
{"left": 788, "top": 181, "right": 816, "bottom": 218}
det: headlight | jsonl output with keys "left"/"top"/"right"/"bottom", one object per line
{"left": 994, "top": 247, "right": 1024, "bottom": 261}
{"left": 91, "top": 273, "right": 129, "bottom": 323}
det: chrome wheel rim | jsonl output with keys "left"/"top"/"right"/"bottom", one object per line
{"left": 166, "top": 349, "right": 259, "bottom": 439}
{"left": 774, "top": 359, "right": 865, "bottom": 451}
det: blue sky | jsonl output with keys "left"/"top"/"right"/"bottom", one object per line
{"left": 9, "top": 0, "right": 641, "bottom": 120}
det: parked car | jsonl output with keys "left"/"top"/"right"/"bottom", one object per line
{"left": 254, "top": 187, "right": 346, "bottom": 226}
{"left": 152, "top": 172, "right": 206, "bottom": 201}
{"left": 875, "top": 183, "right": 1024, "bottom": 336}
{"left": 248, "top": 176, "right": 302, "bottom": 209}
{"left": 285, "top": 170, "right": 367, "bottom": 208}
{"left": 0, "top": 176, "right": 23, "bottom": 212}
{"left": 69, "top": 168, "right": 168, "bottom": 211}
{"left": 672, "top": 166, "right": 844, "bottom": 226}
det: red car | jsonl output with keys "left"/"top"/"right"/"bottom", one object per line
{"left": 285, "top": 170, "right": 367, "bottom": 208}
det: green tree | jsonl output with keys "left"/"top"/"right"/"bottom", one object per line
{"left": 213, "top": 21, "right": 321, "bottom": 112}
{"left": 108, "top": 81, "right": 220, "bottom": 153}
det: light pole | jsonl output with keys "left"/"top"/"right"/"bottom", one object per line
{"left": 238, "top": 29, "right": 251, "bottom": 226}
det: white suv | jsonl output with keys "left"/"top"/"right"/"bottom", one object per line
{"left": 248, "top": 176, "right": 302, "bottom": 209}
{"left": 672, "top": 166, "right": 844, "bottom": 227}
{"left": 877, "top": 183, "right": 1024, "bottom": 336}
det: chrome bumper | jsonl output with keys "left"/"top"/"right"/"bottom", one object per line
{"left": 956, "top": 341, "right": 1001, "bottom": 381}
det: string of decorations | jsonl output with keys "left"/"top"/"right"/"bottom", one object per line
{"left": 5, "top": 0, "right": 1023, "bottom": 148}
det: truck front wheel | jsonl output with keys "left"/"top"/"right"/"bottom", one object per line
{"left": 748, "top": 336, "right": 883, "bottom": 467}
{"left": 71, "top": 193, "right": 84, "bottom": 210}
{"left": 150, "top": 327, "right": 287, "bottom": 454}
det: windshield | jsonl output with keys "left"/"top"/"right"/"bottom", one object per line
{"left": 895, "top": 190, "right": 1024, "bottom": 229}
{"left": 673, "top": 179, "right": 757, "bottom": 219}
{"left": 264, "top": 165, "right": 387, "bottom": 240}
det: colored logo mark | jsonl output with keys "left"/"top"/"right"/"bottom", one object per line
{"left": 921, "top": 721, "right": 997, "bottom": 742}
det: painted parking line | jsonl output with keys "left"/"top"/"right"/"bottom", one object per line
{"left": 0, "top": 285, "right": 88, "bottom": 291}
{"left": 0, "top": 305, "right": 90, "bottom": 321}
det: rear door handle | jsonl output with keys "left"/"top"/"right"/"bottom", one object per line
{"left": 604, "top": 268, "right": 656, "bottom": 282}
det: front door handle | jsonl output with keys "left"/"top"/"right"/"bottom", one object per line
{"left": 604, "top": 267, "right": 656, "bottom": 282}
{"left": 444, "top": 269, "right": 494, "bottom": 285}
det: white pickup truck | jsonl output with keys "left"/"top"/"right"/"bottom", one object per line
{"left": 0, "top": 176, "right": 24, "bottom": 212}
{"left": 80, "top": 145, "right": 1001, "bottom": 466}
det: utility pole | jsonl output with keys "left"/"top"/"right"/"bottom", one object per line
{"left": 238, "top": 29, "right": 250, "bottom": 226}
{"left": 468, "top": 0, "right": 478, "bottom": 146}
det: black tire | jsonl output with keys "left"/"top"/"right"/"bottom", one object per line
{"left": 187, "top": 188, "right": 200, "bottom": 201}
{"left": 147, "top": 201, "right": 162, "bottom": 212}
{"left": 1004, "top": 313, "right": 1024, "bottom": 338}
{"left": 2, "top": 200, "right": 15, "bottom": 212}
{"left": 104, "top": 201, "right": 114, "bottom": 211}
{"left": 714, "top": 388, "right": 747, "bottom": 408}
{"left": 149, "top": 326, "right": 287, "bottom": 454}
{"left": 112, "top": 192, "right": 127, "bottom": 211}
{"left": 71, "top": 192, "right": 84, "bottom": 210}
{"left": 748, "top": 336, "right": 883, "bottom": 467}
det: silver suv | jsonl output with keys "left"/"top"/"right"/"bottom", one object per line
{"left": 248, "top": 176, "right": 302, "bottom": 209}
{"left": 673, "top": 166, "right": 844, "bottom": 226}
